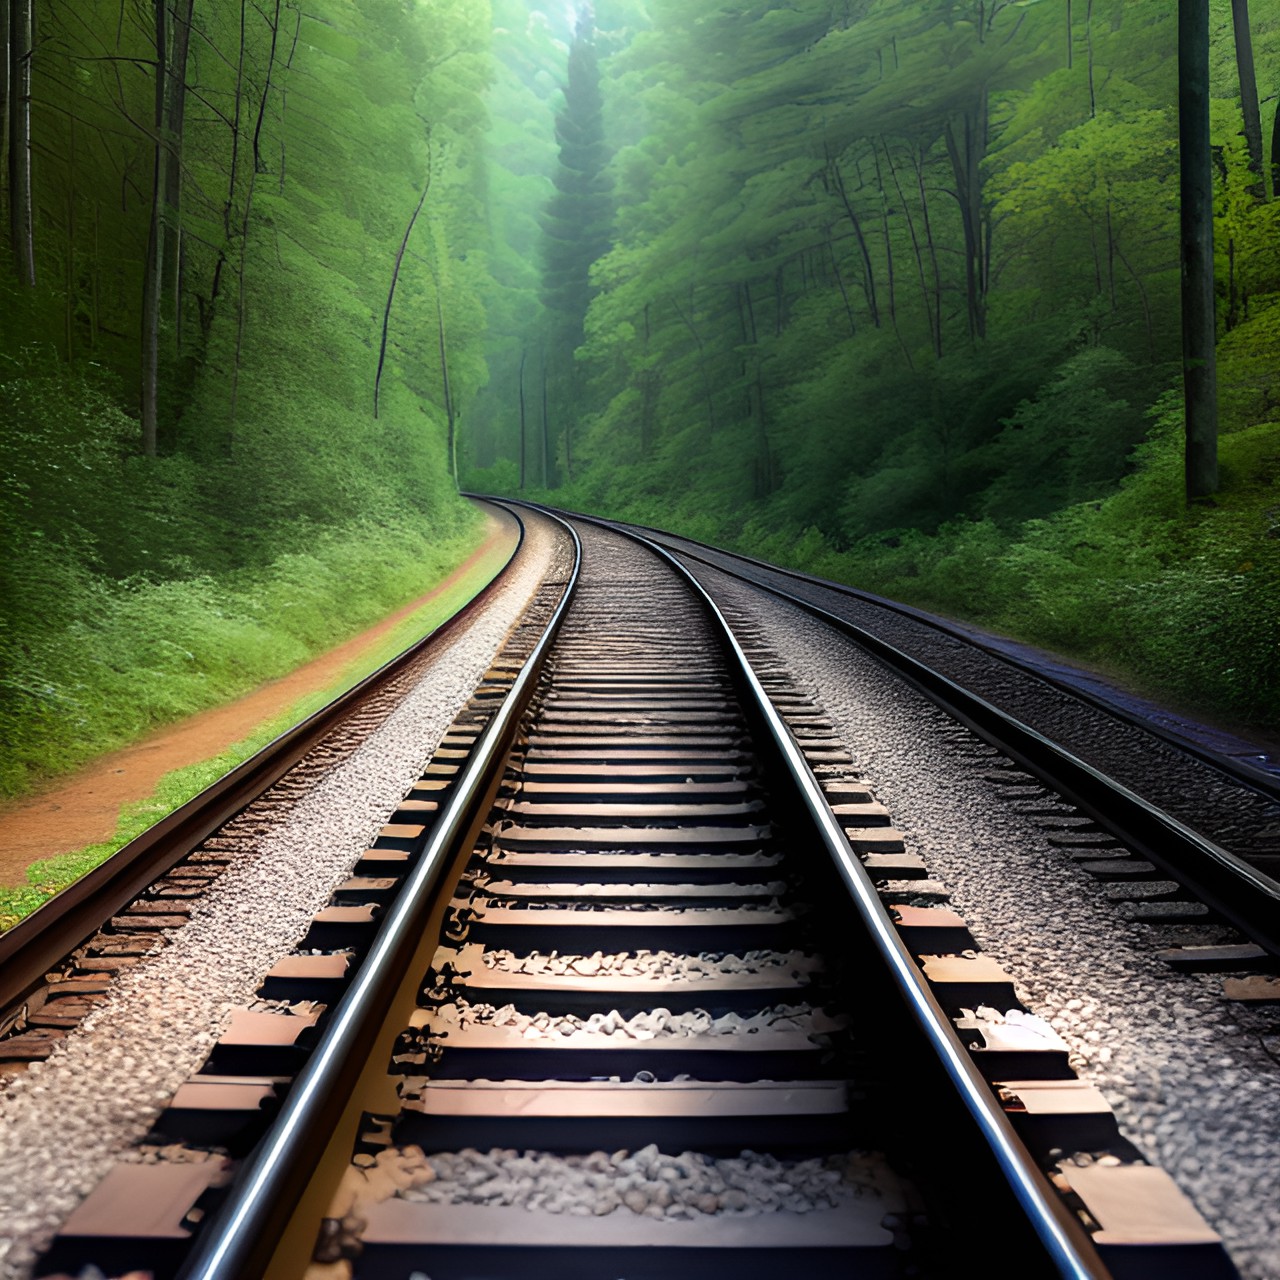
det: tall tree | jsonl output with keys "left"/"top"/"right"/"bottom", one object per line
{"left": 539, "top": 5, "right": 612, "bottom": 481}
{"left": 1228, "top": 0, "right": 1266, "bottom": 198}
{"left": 1179, "top": 0, "right": 1219, "bottom": 501}
{"left": 7, "top": 0, "right": 34, "bottom": 286}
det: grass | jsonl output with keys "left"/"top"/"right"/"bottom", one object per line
{"left": 0, "top": 520, "right": 515, "bottom": 930}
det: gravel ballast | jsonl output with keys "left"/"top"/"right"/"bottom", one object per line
{"left": 693, "top": 563, "right": 1280, "bottom": 1280}
{"left": 0, "top": 506, "right": 571, "bottom": 1280}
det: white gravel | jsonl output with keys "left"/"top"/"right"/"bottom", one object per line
{"left": 705, "top": 571, "right": 1280, "bottom": 1280}
{"left": 429, "top": 999, "right": 844, "bottom": 1040}
{"left": 0, "top": 505, "right": 570, "bottom": 1280}
{"left": 473, "top": 947, "right": 819, "bottom": 980}
{"left": 397, "top": 1144, "right": 907, "bottom": 1220}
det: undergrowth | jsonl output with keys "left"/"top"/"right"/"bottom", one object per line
{"left": 0, "top": 511, "right": 487, "bottom": 799}
{"left": 0, "top": 528, "right": 512, "bottom": 929}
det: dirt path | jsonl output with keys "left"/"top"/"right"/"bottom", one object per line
{"left": 0, "top": 511, "right": 518, "bottom": 884}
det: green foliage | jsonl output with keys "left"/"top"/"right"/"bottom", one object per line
{"left": 0, "top": 513, "right": 484, "bottom": 799}
{"left": 3, "top": 0, "right": 498, "bottom": 809}
{"left": 0, "top": 525, "right": 509, "bottom": 928}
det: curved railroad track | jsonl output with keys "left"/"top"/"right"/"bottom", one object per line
{"left": 558, "top": 510, "right": 1280, "bottom": 966}
{"left": 26, "top": 509, "right": 1239, "bottom": 1280}
{"left": 0, "top": 506, "right": 537, "bottom": 1051}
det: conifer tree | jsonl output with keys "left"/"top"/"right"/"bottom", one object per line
{"left": 539, "top": 4, "right": 612, "bottom": 481}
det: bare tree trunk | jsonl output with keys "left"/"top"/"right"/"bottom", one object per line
{"left": 375, "top": 146, "right": 432, "bottom": 418}
{"left": 9, "top": 0, "right": 35, "bottom": 287}
{"left": 1229, "top": 0, "right": 1266, "bottom": 198}
{"left": 1179, "top": 0, "right": 1219, "bottom": 501}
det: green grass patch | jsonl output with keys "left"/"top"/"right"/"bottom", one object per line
{"left": 1, "top": 510, "right": 492, "bottom": 800}
{"left": 0, "top": 521, "right": 514, "bottom": 930}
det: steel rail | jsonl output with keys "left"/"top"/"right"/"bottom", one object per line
{"left": 539, "top": 507, "right": 1280, "bottom": 961}
{"left": 0, "top": 501, "right": 526, "bottom": 1027}
{"left": 518, "top": 507, "right": 1109, "bottom": 1280}
{"left": 671, "top": 536, "right": 1280, "bottom": 957}
{"left": 570, "top": 507, "right": 1280, "bottom": 799}
{"left": 174, "top": 514, "right": 583, "bottom": 1280}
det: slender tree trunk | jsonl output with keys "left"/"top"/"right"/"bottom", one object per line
{"left": 374, "top": 154, "right": 432, "bottom": 418}
{"left": 278, "top": 7, "right": 301, "bottom": 191}
{"left": 252, "top": 0, "right": 281, "bottom": 175}
{"left": 435, "top": 284, "right": 456, "bottom": 488}
{"left": 883, "top": 139, "right": 935, "bottom": 357}
{"left": 540, "top": 347, "right": 553, "bottom": 488}
{"left": 825, "top": 238, "right": 857, "bottom": 337}
{"left": 945, "top": 91, "right": 989, "bottom": 342}
{"left": 518, "top": 346, "right": 527, "bottom": 490}
{"left": 1065, "top": 0, "right": 1072, "bottom": 68}
{"left": 1179, "top": 0, "right": 1219, "bottom": 500}
{"left": 1, "top": 0, "right": 9, "bottom": 226}
{"left": 9, "top": 0, "right": 35, "bottom": 287}
{"left": 873, "top": 144, "right": 914, "bottom": 368}
{"left": 1086, "top": 0, "right": 1097, "bottom": 117}
{"left": 672, "top": 294, "right": 717, "bottom": 437}
{"left": 829, "top": 155, "right": 879, "bottom": 326}
{"left": 1229, "top": 0, "right": 1266, "bottom": 198}
{"left": 912, "top": 145, "right": 944, "bottom": 359}
{"left": 141, "top": 0, "right": 170, "bottom": 455}
{"left": 163, "top": 0, "right": 194, "bottom": 358}
{"left": 1272, "top": 95, "right": 1280, "bottom": 196}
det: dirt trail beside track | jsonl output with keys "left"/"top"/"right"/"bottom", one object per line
{"left": 0, "top": 511, "right": 517, "bottom": 883}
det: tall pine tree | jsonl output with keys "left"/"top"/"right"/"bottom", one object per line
{"left": 539, "top": 4, "right": 612, "bottom": 481}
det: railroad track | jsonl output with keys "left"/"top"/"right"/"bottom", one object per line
{"left": 30, "top": 511, "right": 1236, "bottom": 1280}
{"left": 569, "top": 510, "right": 1280, "bottom": 968}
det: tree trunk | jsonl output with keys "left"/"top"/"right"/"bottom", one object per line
{"left": 375, "top": 151, "right": 432, "bottom": 418}
{"left": 540, "top": 347, "right": 554, "bottom": 488}
{"left": 8, "top": 0, "right": 35, "bottom": 287}
{"left": 883, "top": 139, "right": 935, "bottom": 358}
{"left": 912, "top": 145, "right": 944, "bottom": 359}
{"left": 435, "top": 285, "right": 456, "bottom": 488}
{"left": 829, "top": 155, "right": 879, "bottom": 326}
{"left": 518, "top": 346, "right": 527, "bottom": 490}
{"left": 1273, "top": 94, "right": 1280, "bottom": 197}
{"left": 1179, "top": 0, "right": 1219, "bottom": 501}
{"left": 1, "top": 0, "right": 9, "bottom": 223}
{"left": 141, "top": 0, "right": 170, "bottom": 456}
{"left": 944, "top": 91, "right": 989, "bottom": 342}
{"left": 163, "top": 0, "right": 194, "bottom": 357}
{"left": 1229, "top": 0, "right": 1266, "bottom": 198}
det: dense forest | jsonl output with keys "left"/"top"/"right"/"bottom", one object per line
{"left": 1, "top": 0, "right": 493, "bottom": 796}
{"left": 4, "top": 0, "right": 1279, "bottom": 814}
{"left": 465, "top": 0, "right": 1280, "bottom": 731}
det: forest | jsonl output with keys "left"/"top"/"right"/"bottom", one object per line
{"left": 466, "top": 0, "right": 1280, "bottom": 732}
{"left": 3, "top": 0, "right": 1279, "bottom": 820}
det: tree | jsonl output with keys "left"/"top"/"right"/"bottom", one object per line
{"left": 1228, "top": 0, "right": 1265, "bottom": 199}
{"left": 7, "top": 0, "right": 35, "bottom": 287}
{"left": 1179, "top": 0, "right": 1219, "bottom": 501}
{"left": 539, "top": 5, "right": 612, "bottom": 480}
